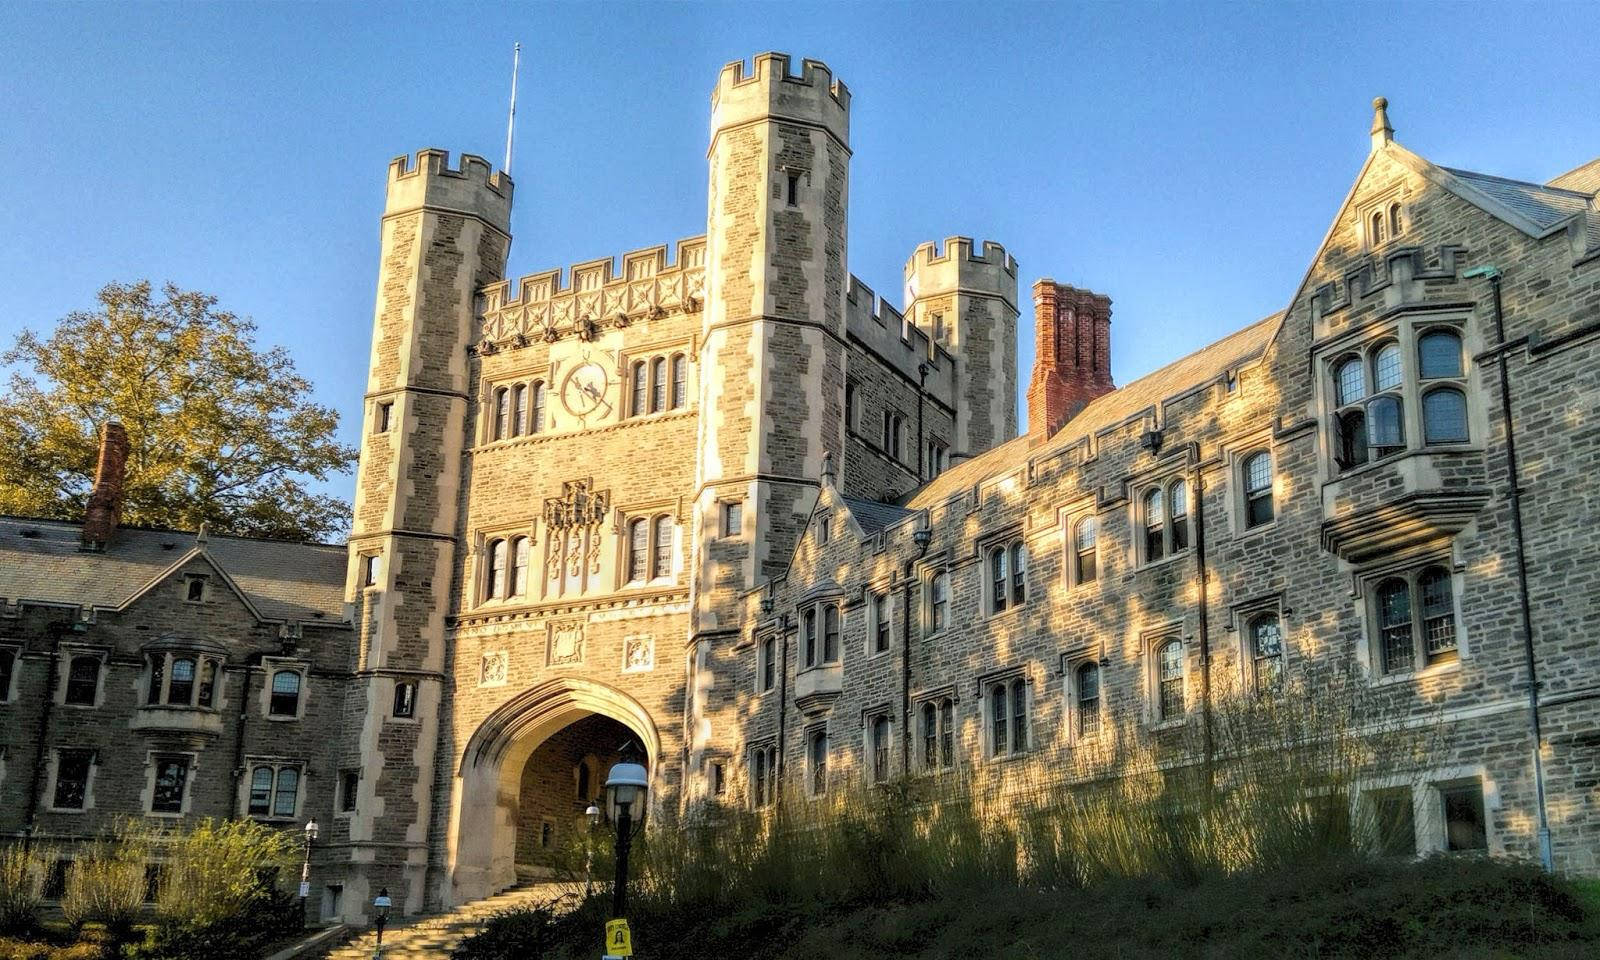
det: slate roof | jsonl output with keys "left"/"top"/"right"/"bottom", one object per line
{"left": 840, "top": 496, "right": 915, "bottom": 534}
{"left": 906, "top": 313, "right": 1281, "bottom": 510}
{"left": 1438, "top": 167, "right": 1593, "bottom": 234}
{"left": 0, "top": 517, "right": 350, "bottom": 624}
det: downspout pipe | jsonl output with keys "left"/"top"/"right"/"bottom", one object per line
{"left": 1464, "top": 264, "right": 1553, "bottom": 871}
{"left": 916, "top": 363, "right": 928, "bottom": 482}
{"left": 902, "top": 518, "right": 932, "bottom": 774}
{"left": 23, "top": 625, "right": 68, "bottom": 846}
{"left": 1190, "top": 459, "right": 1214, "bottom": 787}
{"left": 776, "top": 613, "right": 790, "bottom": 809}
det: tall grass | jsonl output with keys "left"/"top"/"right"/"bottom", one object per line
{"left": 60, "top": 832, "right": 148, "bottom": 936}
{"left": 554, "top": 669, "right": 1442, "bottom": 916}
{"left": 0, "top": 843, "right": 50, "bottom": 935}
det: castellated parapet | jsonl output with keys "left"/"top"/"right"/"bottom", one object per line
{"left": 710, "top": 52, "right": 850, "bottom": 147}
{"left": 385, "top": 148, "right": 513, "bottom": 229}
{"left": 903, "top": 236, "right": 1019, "bottom": 308}
{"left": 845, "top": 275, "right": 959, "bottom": 409}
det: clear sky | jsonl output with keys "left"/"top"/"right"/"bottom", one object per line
{"left": 3, "top": 1, "right": 1595, "bottom": 507}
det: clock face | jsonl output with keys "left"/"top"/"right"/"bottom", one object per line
{"left": 561, "top": 362, "right": 611, "bottom": 418}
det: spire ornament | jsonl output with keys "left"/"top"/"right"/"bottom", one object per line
{"left": 1370, "top": 96, "right": 1394, "bottom": 152}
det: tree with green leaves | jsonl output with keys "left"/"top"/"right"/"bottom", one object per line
{"left": 0, "top": 281, "right": 356, "bottom": 541}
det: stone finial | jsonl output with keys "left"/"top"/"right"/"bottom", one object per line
{"left": 1371, "top": 96, "right": 1394, "bottom": 152}
{"left": 196, "top": 522, "right": 210, "bottom": 546}
{"left": 820, "top": 452, "right": 836, "bottom": 488}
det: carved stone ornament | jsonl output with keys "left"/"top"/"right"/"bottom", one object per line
{"left": 548, "top": 620, "right": 585, "bottom": 667}
{"left": 479, "top": 650, "right": 509, "bottom": 687}
{"left": 542, "top": 479, "right": 611, "bottom": 531}
{"left": 622, "top": 635, "right": 655, "bottom": 673}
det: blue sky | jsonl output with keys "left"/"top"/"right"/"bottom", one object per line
{"left": 3, "top": 1, "right": 1595, "bottom": 507}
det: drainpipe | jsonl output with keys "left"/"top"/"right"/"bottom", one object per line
{"left": 902, "top": 519, "right": 933, "bottom": 775}
{"left": 1463, "top": 264, "right": 1553, "bottom": 872}
{"left": 229, "top": 662, "right": 254, "bottom": 819}
{"left": 775, "top": 613, "right": 789, "bottom": 809}
{"left": 1190, "top": 460, "right": 1214, "bottom": 788}
{"left": 23, "top": 624, "right": 68, "bottom": 846}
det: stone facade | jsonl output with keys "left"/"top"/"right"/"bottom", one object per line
{"left": 2, "top": 57, "right": 1597, "bottom": 924}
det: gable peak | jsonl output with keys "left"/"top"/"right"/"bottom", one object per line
{"left": 1370, "top": 96, "right": 1394, "bottom": 153}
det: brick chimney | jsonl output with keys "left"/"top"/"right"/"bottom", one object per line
{"left": 1026, "top": 279, "right": 1113, "bottom": 445}
{"left": 81, "top": 422, "right": 130, "bottom": 551}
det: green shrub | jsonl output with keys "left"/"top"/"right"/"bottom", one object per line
{"left": 0, "top": 845, "right": 48, "bottom": 936}
{"left": 450, "top": 902, "right": 562, "bottom": 960}
{"left": 59, "top": 838, "right": 145, "bottom": 938}
{"left": 0, "top": 936, "right": 103, "bottom": 960}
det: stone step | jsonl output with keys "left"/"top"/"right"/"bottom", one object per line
{"left": 317, "top": 883, "right": 575, "bottom": 960}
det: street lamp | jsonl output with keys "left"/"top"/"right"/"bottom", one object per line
{"left": 603, "top": 743, "right": 648, "bottom": 918}
{"left": 299, "top": 819, "right": 318, "bottom": 925}
{"left": 583, "top": 803, "right": 601, "bottom": 899}
{"left": 372, "top": 887, "right": 392, "bottom": 958}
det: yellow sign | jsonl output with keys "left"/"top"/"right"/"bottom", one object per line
{"left": 605, "top": 918, "right": 633, "bottom": 957}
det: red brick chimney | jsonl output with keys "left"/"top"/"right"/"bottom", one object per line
{"left": 81, "top": 422, "right": 130, "bottom": 551}
{"left": 1026, "top": 279, "right": 1113, "bottom": 445}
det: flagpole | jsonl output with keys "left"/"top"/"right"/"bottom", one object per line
{"left": 504, "top": 42, "right": 521, "bottom": 175}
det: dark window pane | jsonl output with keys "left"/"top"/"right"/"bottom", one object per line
{"left": 53, "top": 750, "right": 93, "bottom": 809}
{"left": 1370, "top": 789, "right": 1416, "bottom": 857}
{"left": 167, "top": 657, "right": 195, "bottom": 706}
{"left": 65, "top": 657, "right": 99, "bottom": 706}
{"left": 147, "top": 657, "right": 164, "bottom": 705}
{"left": 1372, "top": 343, "right": 1403, "bottom": 391}
{"left": 1011, "top": 681, "right": 1027, "bottom": 753}
{"left": 152, "top": 757, "right": 189, "bottom": 813}
{"left": 939, "top": 700, "right": 954, "bottom": 767}
{"left": 393, "top": 682, "right": 416, "bottom": 718}
{"left": 1010, "top": 543, "right": 1026, "bottom": 606}
{"left": 1423, "top": 388, "right": 1469, "bottom": 444}
{"left": 628, "top": 520, "right": 648, "bottom": 582}
{"left": 249, "top": 766, "right": 273, "bottom": 815}
{"left": 1419, "top": 567, "right": 1458, "bottom": 662}
{"left": 270, "top": 670, "right": 301, "bottom": 717}
{"left": 1442, "top": 784, "right": 1487, "bottom": 851}
{"left": 990, "top": 684, "right": 1007, "bottom": 757}
{"left": 1251, "top": 617, "right": 1284, "bottom": 694}
{"left": 1338, "top": 411, "right": 1369, "bottom": 469}
{"left": 341, "top": 771, "right": 359, "bottom": 813}
{"left": 989, "top": 548, "right": 1007, "bottom": 613}
{"left": 1335, "top": 356, "right": 1366, "bottom": 406}
{"left": 823, "top": 605, "right": 839, "bottom": 663}
{"left": 1377, "top": 578, "right": 1413, "bottom": 674}
{"left": 1077, "top": 663, "right": 1100, "bottom": 738}
{"left": 1418, "top": 331, "right": 1462, "bottom": 379}
{"left": 1368, "top": 395, "right": 1405, "bottom": 451}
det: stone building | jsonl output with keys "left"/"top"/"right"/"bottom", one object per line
{"left": 2, "top": 53, "right": 1597, "bottom": 922}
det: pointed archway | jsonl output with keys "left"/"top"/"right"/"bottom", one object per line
{"left": 443, "top": 677, "right": 662, "bottom": 905}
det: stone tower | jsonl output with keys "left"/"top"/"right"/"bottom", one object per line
{"left": 692, "top": 53, "right": 852, "bottom": 631}
{"left": 344, "top": 150, "right": 511, "bottom": 914}
{"left": 904, "top": 237, "right": 1020, "bottom": 459}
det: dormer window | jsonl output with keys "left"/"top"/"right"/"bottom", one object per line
{"left": 183, "top": 575, "right": 207, "bottom": 603}
{"left": 1328, "top": 324, "right": 1469, "bottom": 473}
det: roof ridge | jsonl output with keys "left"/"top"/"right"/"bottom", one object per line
{"left": 0, "top": 514, "right": 345, "bottom": 549}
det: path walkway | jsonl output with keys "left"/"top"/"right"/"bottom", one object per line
{"left": 318, "top": 882, "right": 575, "bottom": 959}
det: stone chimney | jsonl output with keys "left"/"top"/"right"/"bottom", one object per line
{"left": 1026, "top": 279, "right": 1113, "bottom": 445}
{"left": 81, "top": 422, "right": 130, "bottom": 552}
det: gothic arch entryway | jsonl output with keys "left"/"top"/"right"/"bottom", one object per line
{"left": 444, "top": 677, "right": 662, "bottom": 904}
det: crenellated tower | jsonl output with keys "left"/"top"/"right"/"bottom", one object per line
{"left": 904, "top": 237, "right": 1020, "bottom": 459}
{"left": 692, "top": 53, "right": 852, "bottom": 630}
{"left": 344, "top": 149, "right": 511, "bottom": 917}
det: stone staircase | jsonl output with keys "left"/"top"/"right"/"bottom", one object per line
{"left": 318, "top": 882, "right": 575, "bottom": 959}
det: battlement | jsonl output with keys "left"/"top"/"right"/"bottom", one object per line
{"left": 713, "top": 52, "right": 850, "bottom": 111}
{"left": 475, "top": 237, "right": 707, "bottom": 346}
{"left": 905, "top": 237, "right": 1017, "bottom": 278}
{"left": 846, "top": 275, "right": 956, "bottom": 404}
{"left": 384, "top": 148, "right": 513, "bottom": 227}
{"left": 710, "top": 52, "right": 850, "bottom": 145}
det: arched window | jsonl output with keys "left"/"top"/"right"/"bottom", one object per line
{"left": 627, "top": 519, "right": 648, "bottom": 584}
{"left": 1419, "top": 566, "right": 1458, "bottom": 663}
{"left": 269, "top": 670, "right": 302, "bottom": 717}
{"left": 64, "top": 656, "right": 99, "bottom": 706}
{"left": 1009, "top": 542, "right": 1026, "bottom": 608}
{"left": 1250, "top": 615, "right": 1284, "bottom": 694}
{"left": 1335, "top": 355, "right": 1366, "bottom": 406}
{"left": 197, "top": 660, "right": 216, "bottom": 708}
{"left": 1143, "top": 488, "right": 1165, "bottom": 562}
{"left": 146, "top": 655, "right": 164, "bottom": 705}
{"left": 921, "top": 702, "right": 938, "bottom": 770}
{"left": 989, "top": 682, "right": 1008, "bottom": 758}
{"left": 510, "top": 383, "right": 526, "bottom": 436}
{"left": 802, "top": 608, "right": 818, "bottom": 667}
{"left": 670, "top": 354, "right": 687, "bottom": 409}
{"left": 760, "top": 635, "right": 776, "bottom": 692}
{"left": 928, "top": 570, "right": 950, "bottom": 633}
{"left": 248, "top": 766, "right": 274, "bottom": 816}
{"left": 1337, "top": 410, "right": 1369, "bottom": 469}
{"left": 486, "top": 539, "right": 507, "bottom": 599}
{"left": 1074, "top": 517, "right": 1098, "bottom": 584}
{"left": 1372, "top": 342, "right": 1403, "bottom": 392}
{"left": 988, "top": 545, "right": 1009, "bottom": 614}
{"left": 1243, "top": 452, "right": 1274, "bottom": 527}
{"left": 1168, "top": 480, "right": 1189, "bottom": 552}
{"left": 1368, "top": 394, "right": 1405, "bottom": 456}
{"left": 822, "top": 604, "right": 840, "bottom": 663}
{"left": 576, "top": 762, "right": 591, "bottom": 802}
{"left": 650, "top": 357, "right": 667, "bottom": 413}
{"left": 274, "top": 767, "right": 300, "bottom": 817}
{"left": 510, "top": 537, "right": 530, "bottom": 597}
{"left": 652, "top": 515, "right": 673, "bottom": 579}
{"left": 871, "top": 715, "right": 891, "bottom": 783}
{"left": 1423, "top": 388, "right": 1468, "bottom": 444}
{"left": 939, "top": 699, "right": 954, "bottom": 767}
{"left": 1388, "top": 202, "right": 1403, "bottom": 237}
{"left": 530, "top": 381, "right": 547, "bottom": 433}
{"left": 1076, "top": 662, "right": 1100, "bottom": 738}
{"left": 630, "top": 361, "right": 647, "bottom": 417}
{"left": 1376, "top": 577, "right": 1413, "bottom": 675}
{"left": 1418, "top": 330, "right": 1462, "bottom": 380}
{"left": 844, "top": 381, "right": 857, "bottom": 430}
{"left": 809, "top": 730, "right": 828, "bottom": 797}
{"left": 167, "top": 657, "right": 195, "bottom": 706}
{"left": 493, "top": 387, "right": 510, "bottom": 440}
{"left": 1370, "top": 210, "right": 1386, "bottom": 245}
{"left": 1157, "top": 639, "right": 1184, "bottom": 720}
{"left": 752, "top": 747, "right": 769, "bottom": 808}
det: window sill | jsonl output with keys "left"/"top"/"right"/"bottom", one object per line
{"left": 865, "top": 647, "right": 893, "bottom": 661}
{"left": 1371, "top": 659, "right": 1463, "bottom": 687}
{"left": 985, "top": 751, "right": 1030, "bottom": 764}
{"left": 145, "top": 811, "right": 184, "bottom": 819}
{"left": 1147, "top": 716, "right": 1188, "bottom": 732}
{"left": 985, "top": 604, "right": 1026, "bottom": 623}
{"left": 44, "top": 807, "right": 88, "bottom": 815}
{"left": 1235, "top": 518, "right": 1279, "bottom": 541}
{"left": 248, "top": 815, "right": 299, "bottom": 824}
{"left": 1137, "top": 551, "right": 1191, "bottom": 573}
{"left": 1331, "top": 443, "right": 1483, "bottom": 483}
{"left": 265, "top": 714, "right": 303, "bottom": 723}
{"left": 386, "top": 714, "right": 419, "bottom": 725}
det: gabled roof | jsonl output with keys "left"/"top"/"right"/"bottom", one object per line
{"left": 1436, "top": 166, "right": 1593, "bottom": 235}
{"left": 905, "top": 312, "right": 1280, "bottom": 510}
{"left": 839, "top": 496, "right": 914, "bottom": 534}
{"left": 0, "top": 517, "right": 350, "bottom": 624}
{"left": 1548, "top": 157, "right": 1600, "bottom": 195}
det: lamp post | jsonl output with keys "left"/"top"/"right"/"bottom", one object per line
{"left": 603, "top": 743, "right": 648, "bottom": 919}
{"left": 372, "top": 887, "right": 391, "bottom": 959}
{"left": 583, "top": 803, "right": 600, "bottom": 899}
{"left": 299, "top": 819, "right": 318, "bottom": 925}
